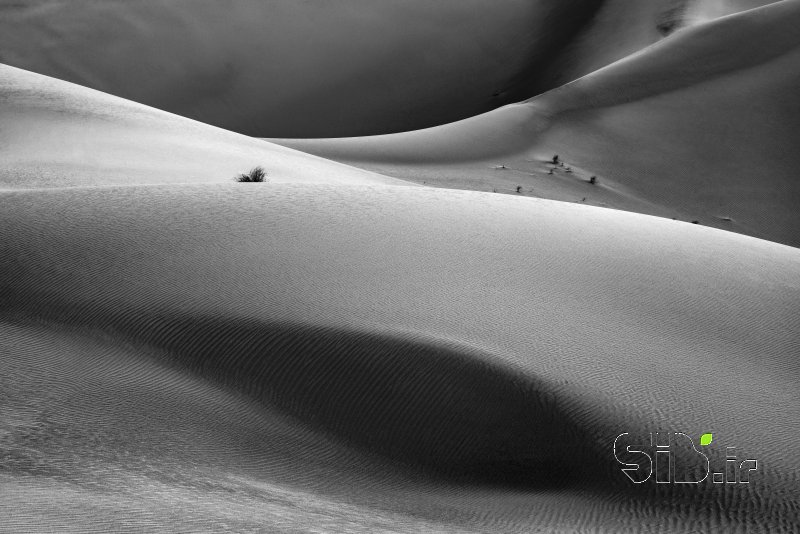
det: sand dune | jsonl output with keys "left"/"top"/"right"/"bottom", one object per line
{"left": 3, "top": 1, "right": 799, "bottom": 531}
{"left": 0, "top": 0, "right": 591, "bottom": 137}
{"left": 0, "top": 0, "right": 778, "bottom": 137}
{"left": 2, "top": 184, "right": 799, "bottom": 531}
{"left": 0, "top": 64, "right": 406, "bottom": 189}
{"left": 276, "top": 0, "right": 800, "bottom": 246}
{"left": 520, "top": 0, "right": 781, "bottom": 96}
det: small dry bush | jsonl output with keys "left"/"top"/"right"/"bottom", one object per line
{"left": 235, "top": 166, "right": 267, "bottom": 182}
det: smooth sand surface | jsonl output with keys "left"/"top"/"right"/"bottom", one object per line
{"left": 516, "top": 0, "right": 780, "bottom": 96}
{"left": 2, "top": 184, "right": 799, "bottom": 531}
{"left": 276, "top": 0, "right": 800, "bottom": 247}
{"left": 0, "top": 64, "right": 408, "bottom": 190}
{"left": 0, "top": 0, "right": 779, "bottom": 137}
{"left": 0, "top": 0, "right": 594, "bottom": 137}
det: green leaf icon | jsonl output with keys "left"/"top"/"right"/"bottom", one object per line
{"left": 700, "top": 433, "right": 713, "bottom": 446}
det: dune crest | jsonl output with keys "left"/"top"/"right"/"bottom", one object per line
{"left": 3, "top": 1, "right": 799, "bottom": 531}
{"left": 276, "top": 0, "right": 800, "bottom": 246}
{"left": 0, "top": 0, "right": 596, "bottom": 137}
{"left": 0, "top": 64, "right": 407, "bottom": 189}
{"left": 0, "top": 0, "right": 780, "bottom": 138}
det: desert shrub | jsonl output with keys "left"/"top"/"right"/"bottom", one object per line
{"left": 235, "top": 166, "right": 267, "bottom": 182}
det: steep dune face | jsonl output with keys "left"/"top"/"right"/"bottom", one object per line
{"left": 1, "top": 0, "right": 778, "bottom": 138}
{"left": 687, "top": 0, "right": 784, "bottom": 21}
{"left": 2, "top": 184, "right": 800, "bottom": 531}
{"left": 0, "top": 64, "right": 406, "bottom": 189}
{"left": 277, "top": 0, "right": 800, "bottom": 246}
{"left": 0, "top": 0, "right": 601, "bottom": 137}
{"left": 530, "top": 0, "right": 781, "bottom": 92}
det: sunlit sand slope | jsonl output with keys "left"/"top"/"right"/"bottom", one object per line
{"left": 2, "top": 184, "right": 799, "bottom": 532}
{"left": 277, "top": 0, "right": 800, "bottom": 246}
{"left": 0, "top": 64, "right": 406, "bottom": 189}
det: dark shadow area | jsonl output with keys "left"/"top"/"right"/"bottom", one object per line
{"left": 2, "top": 295, "right": 606, "bottom": 490}
{"left": 2, "top": 291, "right": 791, "bottom": 530}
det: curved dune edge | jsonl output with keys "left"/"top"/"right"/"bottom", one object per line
{"left": 2, "top": 183, "right": 799, "bottom": 531}
{"left": 0, "top": 64, "right": 409, "bottom": 190}
{"left": 529, "top": 0, "right": 783, "bottom": 94}
{"left": 0, "top": 0, "right": 779, "bottom": 137}
{"left": 0, "top": 0, "right": 601, "bottom": 137}
{"left": 274, "top": 0, "right": 800, "bottom": 247}
{"left": 2, "top": 301, "right": 594, "bottom": 488}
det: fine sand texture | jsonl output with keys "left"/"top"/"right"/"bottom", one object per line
{"left": 2, "top": 184, "right": 799, "bottom": 532}
{"left": 276, "top": 0, "right": 800, "bottom": 247}
{"left": 0, "top": 64, "right": 408, "bottom": 190}
{"left": 2, "top": 1, "right": 799, "bottom": 531}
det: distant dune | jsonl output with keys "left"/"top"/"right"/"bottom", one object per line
{"left": 277, "top": 0, "right": 800, "bottom": 246}
{"left": 0, "top": 0, "right": 780, "bottom": 137}
{"left": 514, "top": 0, "right": 781, "bottom": 96}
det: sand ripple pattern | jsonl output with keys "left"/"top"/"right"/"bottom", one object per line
{"left": 1, "top": 184, "right": 799, "bottom": 532}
